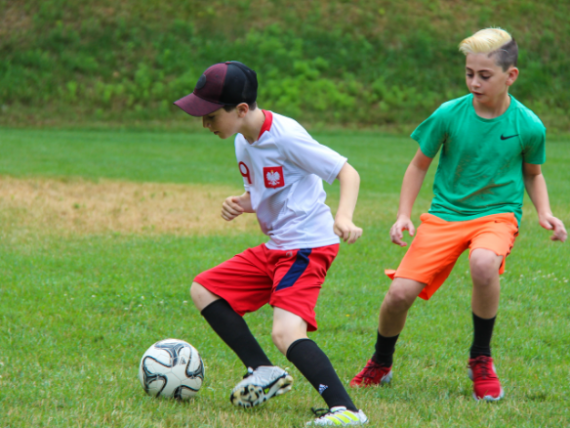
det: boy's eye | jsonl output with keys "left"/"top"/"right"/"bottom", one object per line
{"left": 480, "top": 75, "right": 490, "bottom": 80}
{"left": 466, "top": 73, "right": 474, "bottom": 78}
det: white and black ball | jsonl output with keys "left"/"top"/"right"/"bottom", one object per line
{"left": 138, "top": 338, "right": 205, "bottom": 400}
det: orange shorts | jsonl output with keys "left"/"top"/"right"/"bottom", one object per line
{"left": 385, "top": 213, "right": 519, "bottom": 300}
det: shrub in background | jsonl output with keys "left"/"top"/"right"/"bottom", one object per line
{"left": 0, "top": 0, "right": 568, "bottom": 130}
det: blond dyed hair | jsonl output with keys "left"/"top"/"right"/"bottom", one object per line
{"left": 459, "top": 28, "right": 518, "bottom": 71}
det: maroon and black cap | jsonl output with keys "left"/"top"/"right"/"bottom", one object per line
{"left": 174, "top": 61, "right": 258, "bottom": 117}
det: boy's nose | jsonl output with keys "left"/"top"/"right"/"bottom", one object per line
{"left": 202, "top": 117, "right": 209, "bottom": 128}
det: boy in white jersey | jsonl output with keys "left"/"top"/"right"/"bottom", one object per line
{"left": 174, "top": 61, "right": 368, "bottom": 426}
{"left": 351, "top": 28, "right": 567, "bottom": 401}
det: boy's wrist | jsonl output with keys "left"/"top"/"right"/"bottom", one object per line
{"left": 335, "top": 212, "right": 353, "bottom": 221}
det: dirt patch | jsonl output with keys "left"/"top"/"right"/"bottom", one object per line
{"left": 0, "top": 4, "right": 32, "bottom": 39}
{"left": 0, "top": 177, "right": 260, "bottom": 236}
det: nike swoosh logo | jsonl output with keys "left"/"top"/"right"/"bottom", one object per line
{"left": 500, "top": 134, "right": 519, "bottom": 140}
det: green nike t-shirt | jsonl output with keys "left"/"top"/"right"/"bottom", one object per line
{"left": 411, "top": 94, "right": 546, "bottom": 224}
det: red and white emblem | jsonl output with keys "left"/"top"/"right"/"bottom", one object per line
{"left": 263, "top": 166, "right": 284, "bottom": 188}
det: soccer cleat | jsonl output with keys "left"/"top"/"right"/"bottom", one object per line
{"left": 230, "top": 366, "right": 293, "bottom": 408}
{"left": 306, "top": 406, "right": 368, "bottom": 426}
{"left": 468, "top": 355, "right": 504, "bottom": 401}
{"left": 349, "top": 359, "right": 392, "bottom": 388}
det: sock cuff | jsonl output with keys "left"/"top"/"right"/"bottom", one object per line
{"left": 200, "top": 298, "right": 230, "bottom": 317}
{"left": 472, "top": 312, "right": 497, "bottom": 321}
{"left": 378, "top": 331, "right": 400, "bottom": 340}
{"left": 286, "top": 338, "right": 314, "bottom": 361}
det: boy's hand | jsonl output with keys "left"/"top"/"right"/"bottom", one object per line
{"left": 390, "top": 215, "right": 415, "bottom": 247}
{"left": 221, "top": 196, "right": 245, "bottom": 221}
{"left": 538, "top": 213, "right": 567, "bottom": 242}
{"left": 334, "top": 216, "right": 363, "bottom": 244}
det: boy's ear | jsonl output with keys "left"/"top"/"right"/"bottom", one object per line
{"left": 506, "top": 66, "right": 519, "bottom": 87}
{"left": 236, "top": 103, "right": 250, "bottom": 117}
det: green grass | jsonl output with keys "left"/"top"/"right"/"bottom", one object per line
{"left": 0, "top": 128, "right": 569, "bottom": 427}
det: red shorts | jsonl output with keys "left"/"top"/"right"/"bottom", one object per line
{"left": 386, "top": 213, "right": 519, "bottom": 300}
{"left": 194, "top": 243, "right": 339, "bottom": 331}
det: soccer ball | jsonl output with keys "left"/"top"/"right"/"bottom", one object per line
{"left": 138, "top": 338, "right": 205, "bottom": 400}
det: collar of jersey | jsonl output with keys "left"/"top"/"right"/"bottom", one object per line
{"left": 257, "top": 110, "right": 273, "bottom": 140}
{"left": 470, "top": 94, "right": 514, "bottom": 123}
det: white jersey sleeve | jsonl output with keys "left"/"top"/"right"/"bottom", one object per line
{"left": 276, "top": 123, "right": 347, "bottom": 185}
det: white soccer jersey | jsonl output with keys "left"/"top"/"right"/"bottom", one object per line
{"left": 234, "top": 110, "right": 347, "bottom": 250}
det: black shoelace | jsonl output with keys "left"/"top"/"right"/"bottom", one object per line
{"left": 311, "top": 407, "right": 331, "bottom": 418}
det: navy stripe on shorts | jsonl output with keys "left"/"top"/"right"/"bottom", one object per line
{"left": 275, "top": 248, "right": 312, "bottom": 291}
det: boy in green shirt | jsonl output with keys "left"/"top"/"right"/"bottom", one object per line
{"left": 351, "top": 28, "right": 566, "bottom": 401}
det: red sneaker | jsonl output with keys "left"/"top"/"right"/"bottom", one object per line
{"left": 350, "top": 359, "right": 392, "bottom": 388}
{"left": 468, "top": 356, "right": 504, "bottom": 401}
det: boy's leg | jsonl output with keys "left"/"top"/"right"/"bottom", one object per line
{"left": 267, "top": 243, "right": 352, "bottom": 408}
{"left": 273, "top": 308, "right": 357, "bottom": 411}
{"left": 350, "top": 277, "right": 425, "bottom": 388}
{"left": 192, "top": 282, "right": 273, "bottom": 369}
{"left": 467, "top": 214, "right": 518, "bottom": 402}
{"left": 351, "top": 213, "right": 476, "bottom": 388}
{"left": 273, "top": 308, "right": 368, "bottom": 425}
{"left": 379, "top": 277, "right": 428, "bottom": 337}
{"left": 376, "top": 277, "right": 426, "bottom": 365}
{"left": 190, "top": 245, "right": 295, "bottom": 408}
{"left": 468, "top": 248, "right": 504, "bottom": 401}
{"left": 266, "top": 244, "right": 365, "bottom": 424}
{"left": 470, "top": 248, "right": 502, "bottom": 321}
{"left": 271, "top": 306, "right": 309, "bottom": 354}
{"left": 470, "top": 248, "right": 502, "bottom": 358}
{"left": 192, "top": 282, "right": 293, "bottom": 408}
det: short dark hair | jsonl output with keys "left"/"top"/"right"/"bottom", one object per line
{"left": 223, "top": 101, "right": 257, "bottom": 112}
{"left": 492, "top": 39, "right": 518, "bottom": 71}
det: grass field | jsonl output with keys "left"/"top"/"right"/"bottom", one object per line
{"left": 0, "top": 128, "right": 569, "bottom": 427}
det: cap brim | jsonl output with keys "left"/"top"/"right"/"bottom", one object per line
{"left": 173, "top": 93, "right": 224, "bottom": 117}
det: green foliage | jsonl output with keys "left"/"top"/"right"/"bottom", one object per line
{"left": 1, "top": 1, "right": 570, "bottom": 129}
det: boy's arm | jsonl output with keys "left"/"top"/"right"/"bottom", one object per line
{"left": 221, "top": 191, "right": 254, "bottom": 221}
{"left": 334, "top": 162, "right": 363, "bottom": 244}
{"left": 523, "top": 163, "right": 567, "bottom": 242}
{"left": 391, "top": 148, "right": 433, "bottom": 246}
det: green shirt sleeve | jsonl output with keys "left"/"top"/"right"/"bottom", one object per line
{"left": 410, "top": 105, "right": 448, "bottom": 158}
{"left": 522, "top": 123, "right": 546, "bottom": 165}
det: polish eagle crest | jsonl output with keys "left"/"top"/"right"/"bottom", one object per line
{"left": 266, "top": 170, "right": 281, "bottom": 186}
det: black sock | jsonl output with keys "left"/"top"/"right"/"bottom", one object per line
{"left": 371, "top": 331, "right": 399, "bottom": 367}
{"left": 201, "top": 299, "right": 272, "bottom": 369}
{"left": 286, "top": 338, "right": 357, "bottom": 411}
{"left": 470, "top": 312, "right": 496, "bottom": 359}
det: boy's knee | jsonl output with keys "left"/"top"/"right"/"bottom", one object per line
{"left": 190, "top": 281, "right": 219, "bottom": 310}
{"left": 385, "top": 284, "right": 417, "bottom": 312}
{"left": 271, "top": 326, "right": 306, "bottom": 355}
{"left": 190, "top": 281, "right": 203, "bottom": 299}
{"left": 470, "top": 250, "right": 502, "bottom": 284}
{"left": 271, "top": 326, "right": 287, "bottom": 350}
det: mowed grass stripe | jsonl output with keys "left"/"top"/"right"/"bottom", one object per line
{"left": 0, "top": 127, "right": 423, "bottom": 195}
{"left": 0, "top": 129, "right": 568, "bottom": 427}
{"left": 1, "top": 127, "right": 568, "bottom": 204}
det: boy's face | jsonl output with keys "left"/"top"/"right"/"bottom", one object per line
{"left": 465, "top": 53, "right": 518, "bottom": 106}
{"left": 201, "top": 103, "right": 249, "bottom": 139}
{"left": 201, "top": 107, "right": 240, "bottom": 139}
